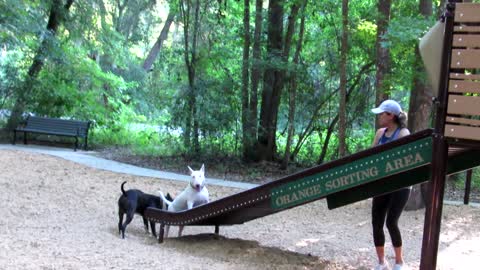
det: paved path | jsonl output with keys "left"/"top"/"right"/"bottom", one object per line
{"left": 0, "top": 144, "right": 258, "bottom": 190}
{"left": 2, "top": 144, "right": 478, "bottom": 207}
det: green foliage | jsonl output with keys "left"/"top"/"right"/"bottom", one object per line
{"left": 451, "top": 169, "right": 480, "bottom": 190}
{"left": 0, "top": 0, "right": 46, "bottom": 125}
{"left": 1, "top": 0, "right": 451, "bottom": 169}
{"left": 0, "top": 0, "right": 45, "bottom": 46}
{"left": 28, "top": 41, "right": 134, "bottom": 124}
{"left": 0, "top": 50, "right": 27, "bottom": 111}
{"left": 473, "top": 169, "right": 480, "bottom": 189}
{"left": 355, "top": 19, "right": 376, "bottom": 46}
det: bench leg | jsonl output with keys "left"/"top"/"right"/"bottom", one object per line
{"left": 74, "top": 137, "right": 78, "bottom": 151}
{"left": 214, "top": 225, "right": 220, "bottom": 235}
{"left": 23, "top": 131, "right": 27, "bottom": 145}
{"left": 84, "top": 137, "right": 88, "bottom": 151}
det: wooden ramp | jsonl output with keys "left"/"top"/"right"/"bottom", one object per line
{"left": 145, "top": 128, "right": 480, "bottom": 242}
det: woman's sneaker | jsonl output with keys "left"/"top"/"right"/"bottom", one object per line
{"left": 373, "top": 262, "right": 390, "bottom": 270}
{"left": 392, "top": 264, "right": 407, "bottom": 270}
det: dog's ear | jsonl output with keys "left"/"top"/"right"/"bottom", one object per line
{"left": 188, "top": 166, "right": 194, "bottom": 175}
{"left": 200, "top": 164, "right": 205, "bottom": 173}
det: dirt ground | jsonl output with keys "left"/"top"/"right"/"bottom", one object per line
{"left": 1, "top": 149, "right": 479, "bottom": 270}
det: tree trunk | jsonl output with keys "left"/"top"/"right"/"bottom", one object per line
{"left": 257, "top": 0, "right": 284, "bottom": 161}
{"left": 243, "top": 0, "right": 263, "bottom": 161}
{"left": 180, "top": 0, "right": 201, "bottom": 152}
{"left": 241, "top": 0, "right": 252, "bottom": 160}
{"left": 318, "top": 115, "right": 339, "bottom": 164}
{"left": 289, "top": 62, "right": 373, "bottom": 162}
{"left": 142, "top": 11, "right": 175, "bottom": 71}
{"left": 437, "top": 0, "right": 446, "bottom": 19}
{"left": 405, "top": 0, "right": 433, "bottom": 211}
{"left": 6, "top": 0, "right": 74, "bottom": 131}
{"left": 317, "top": 62, "right": 374, "bottom": 164}
{"left": 191, "top": 0, "right": 200, "bottom": 153}
{"left": 282, "top": 1, "right": 307, "bottom": 170}
{"left": 113, "top": 0, "right": 156, "bottom": 43}
{"left": 338, "top": 0, "right": 349, "bottom": 157}
{"left": 374, "top": 0, "right": 391, "bottom": 129}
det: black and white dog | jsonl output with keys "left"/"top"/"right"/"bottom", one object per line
{"left": 118, "top": 181, "right": 172, "bottom": 239}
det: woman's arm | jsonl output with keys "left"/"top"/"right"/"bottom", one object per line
{"left": 371, "top": 128, "right": 386, "bottom": 147}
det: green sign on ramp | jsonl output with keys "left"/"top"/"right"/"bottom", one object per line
{"left": 271, "top": 137, "right": 433, "bottom": 209}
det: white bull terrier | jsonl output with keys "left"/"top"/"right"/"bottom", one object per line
{"left": 159, "top": 164, "right": 209, "bottom": 237}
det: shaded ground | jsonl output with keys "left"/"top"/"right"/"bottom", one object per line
{"left": 1, "top": 149, "right": 479, "bottom": 270}
{"left": 93, "top": 146, "right": 305, "bottom": 184}
{"left": 1, "top": 129, "right": 478, "bottom": 203}
{"left": 94, "top": 146, "right": 480, "bottom": 203}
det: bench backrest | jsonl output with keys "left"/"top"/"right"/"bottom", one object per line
{"left": 25, "top": 116, "right": 90, "bottom": 137}
{"left": 444, "top": 3, "right": 480, "bottom": 142}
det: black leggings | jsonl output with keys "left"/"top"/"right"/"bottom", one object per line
{"left": 372, "top": 188, "right": 411, "bottom": 247}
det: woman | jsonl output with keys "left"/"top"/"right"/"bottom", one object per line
{"left": 370, "top": 99, "right": 410, "bottom": 270}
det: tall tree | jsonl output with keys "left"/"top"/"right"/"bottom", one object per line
{"left": 6, "top": 0, "right": 74, "bottom": 131}
{"left": 405, "top": 0, "right": 433, "bottom": 211}
{"left": 408, "top": 1, "right": 433, "bottom": 134}
{"left": 338, "top": 0, "right": 349, "bottom": 157}
{"left": 112, "top": 0, "right": 157, "bottom": 44}
{"left": 317, "top": 62, "right": 375, "bottom": 164}
{"left": 243, "top": 0, "right": 263, "bottom": 161}
{"left": 256, "top": 0, "right": 284, "bottom": 161}
{"left": 282, "top": 0, "right": 307, "bottom": 170}
{"left": 374, "top": 0, "right": 391, "bottom": 129}
{"left": 437, "top": 0, "right": 447, "bottom": 18}
{"left": 179, "top": 0, "right": 201, "bottom": 152}
{"left": 143, "top": 11, "right": 175, "bottom": 71}
{"left": 241, "top": 0, "right": 252, "bottom": 160}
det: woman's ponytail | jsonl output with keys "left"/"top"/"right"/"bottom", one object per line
{"left": 396, "top": 111, "right": 408, "bottom": 129}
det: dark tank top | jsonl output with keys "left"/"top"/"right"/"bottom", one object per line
{"left": 377, "top": 127, "right": 412, "bottom": 190}
{"left": 377, "top": 128, "right": 400, "bottom": 145}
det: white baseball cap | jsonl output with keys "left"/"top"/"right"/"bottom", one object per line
{"left": 371, "top": 100, "right": 402, "bottom": 116}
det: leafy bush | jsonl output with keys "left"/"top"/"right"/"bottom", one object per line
{"left": 450, "top": 168, "right": 480, "bottom": 190}
{"left": 0, "top": 50, "right": 27, "bottom": 114}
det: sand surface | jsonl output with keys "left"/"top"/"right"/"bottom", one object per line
{"left": 1, "top": 149, "right": 479, "bottom": 270}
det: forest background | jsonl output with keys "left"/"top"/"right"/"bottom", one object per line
{"left": 1, "top": 0, "right": 479, "bottom": 203}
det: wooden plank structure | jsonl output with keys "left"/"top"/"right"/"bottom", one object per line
{"left": 145, "top": 130, "right": 480, "bottom": 242}
{"left": 144, "top": 1, "right": 480, "bottom": 269}
{"left": 420, "top": 2, "right": 480, "bottom": 269}
{"left": 146, "top": 130, "right": 437, "bottom": 233}
{"left": 444, "top": 2, "right": 480, "bottom": 143}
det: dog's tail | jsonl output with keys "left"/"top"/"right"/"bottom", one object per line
{"left": 121, "top": 181, "right": 127, "bottom": 196}
{"left": 158, "top": 191, "right": 173, "bottom": 209}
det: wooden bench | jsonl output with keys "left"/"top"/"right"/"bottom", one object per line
{"left": 13, "top": 116, "right": 91, "bottom": 151}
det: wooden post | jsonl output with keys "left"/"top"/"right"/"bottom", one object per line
{"left": 420, "top": 1, "right": 456, "bottom": 269}
{"left": 464, "top": 169, "right": 472, "bottom": 205}
{"left": 420, "top": 136, "right": 448, "bottom": 270}
{"left": 158, "top": 223, "right": 165, "bottom": 243}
